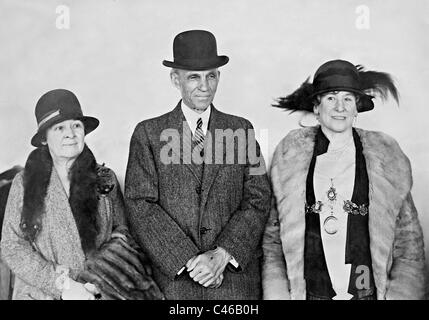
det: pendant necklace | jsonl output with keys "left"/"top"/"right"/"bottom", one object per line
{"left": 321, "top": 138, "right": 352, "bottom": 235}
{"left": 323, "top": 178, "right": 338, "bottom": 235}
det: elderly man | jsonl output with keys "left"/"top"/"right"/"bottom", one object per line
{"left": 124, "top": 30, "right": 271, "bottom": 299}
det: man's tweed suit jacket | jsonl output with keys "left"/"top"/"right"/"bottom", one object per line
{"left": 124, "top": 102, "right": 271, "bottom": 299}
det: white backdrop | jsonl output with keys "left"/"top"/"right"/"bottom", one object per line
{"left": 1, "top": 0, "right": 428, "bottom": 292}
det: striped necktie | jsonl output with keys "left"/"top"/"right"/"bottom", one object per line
{"left": 193, "top": 117, "right": 205, "bottom": 157}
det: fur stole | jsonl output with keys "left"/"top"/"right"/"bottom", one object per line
{"left": 21, "top": 144, "right": 99, "bottom": 254}
{"left": 270, "top": 125, "right": 414, "bottom": 299}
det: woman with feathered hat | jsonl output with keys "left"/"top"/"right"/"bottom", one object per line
{"left": 0, "top": 89, "right": 163, "bottom": 300}
{"left": 262, "top": 60, "right": 426, "bottom": 300}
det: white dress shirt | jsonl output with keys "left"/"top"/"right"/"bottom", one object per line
{"left": 181, "top": 101, "right": 211, "bottom": 135}
{"left": 313, "top": 139, "right": 356, "bottom": 300}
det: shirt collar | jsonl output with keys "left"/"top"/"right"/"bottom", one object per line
{"left": 315, "top": 126, "right": 360, "bottom": 157}
{"left": 180, "top": 100, "right": 211, "bottom": 135}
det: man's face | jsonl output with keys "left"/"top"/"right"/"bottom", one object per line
{"left": 171, "top": 68, "right": 220, "bottom": 112}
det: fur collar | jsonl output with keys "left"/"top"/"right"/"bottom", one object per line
{"left": 271, "top": 126, "right": 412, "bottom": 299}
{"left": 21, "top": 145, "right": 100, "bottom": 254}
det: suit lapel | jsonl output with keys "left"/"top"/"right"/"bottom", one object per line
{"left": 167, "top": 102, "right": 202, "bottom": 182}
{"left": 167, "top": 103, "right": 228, "bottom": 202}
{"left": 200, "top": 105, "right": 224, "bottom": 208}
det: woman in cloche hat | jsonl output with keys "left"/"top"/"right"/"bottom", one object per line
{"left": 1, "top": 89, "right": 164, "bottom": 300}
{"left": 262, "top": 60, "right": 426, "bottom": 300}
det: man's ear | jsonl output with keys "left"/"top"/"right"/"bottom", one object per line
{"left": 170, "top": 70, "right": 180, "bottom": 89}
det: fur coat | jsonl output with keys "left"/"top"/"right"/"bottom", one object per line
{"left": 262, "top": 126, "right": 426, "bottom": 300}
{"left": 0, "top": 146, "right": 128, "bottom": 300}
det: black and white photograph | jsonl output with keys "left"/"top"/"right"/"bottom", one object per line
{"left": 0, "top": 0, "right": 428, "bottom": 311}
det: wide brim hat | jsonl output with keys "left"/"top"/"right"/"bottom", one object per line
{"left": 274, "top": 59, "right": 398, "bottom": 113}
{"left": 310, "top": 60, "right": 375, "bottom": 112}
{"left": 31, "top": 89, "right": 99, "bottom": 147}
{"left": 162, "top": 30, "right": 229, "bottom": 70}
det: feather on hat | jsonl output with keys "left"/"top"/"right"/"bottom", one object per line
{"left": 273, "top": 60, "right": 399, "bottom": 113}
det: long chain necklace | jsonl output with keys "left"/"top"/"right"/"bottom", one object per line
{"left": 321, "top": 138, "right": 353, "bottom": 235}
{"left": 324, "top": 178, "right": 339, "bottom": 235}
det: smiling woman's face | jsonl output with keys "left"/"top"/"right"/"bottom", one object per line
{"left": 44, "top": 119, "right": 85, "bottom": 163}
{"left": 314, "top": 91, "right": 358, "bottom": 135}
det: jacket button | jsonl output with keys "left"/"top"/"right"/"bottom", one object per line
{"left": 195, "top": 186, "right": 202, "bottom": 195}
{"left": 200, "top": 227, "right": 211, "bottom": 235}
{"left": 200, "top": 149, "right": 204, "bottom": 158}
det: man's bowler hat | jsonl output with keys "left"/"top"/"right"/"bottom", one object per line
{"left": 162, "top": 30, "right": 229, "bottom": 70}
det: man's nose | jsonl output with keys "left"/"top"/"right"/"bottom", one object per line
{"left": 198, "top": 79, "right": 209, "bottom": 91}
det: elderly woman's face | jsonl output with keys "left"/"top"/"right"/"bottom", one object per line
{"left": 314, "top": 91, "right": 358, "bottom": 135}
{"left": 45, "top": 119, "right": 85, "bottom": 162}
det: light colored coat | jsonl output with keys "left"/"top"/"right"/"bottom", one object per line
{"left": 0, "top": 166, "right": 126, "bottom": 300}
{"left": 262, "top": 126, "right": 426, "bottom": 300}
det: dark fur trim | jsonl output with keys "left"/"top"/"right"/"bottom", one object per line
{"left": 272, "top": 77, "right": 315, "bottom": 113}
{"left": 21, "top": 146, "right": 52, "bottom": 242}
{"left": 69, "top": 145, "right": 99, "bottom": 254}
{"left": 78, "top": 238, "right": 165, "bottom": 300}
{"left": 357, "top": 65, "right": 399, "bottom": 104}
{"left": 21, "top": 144, "right": 99, "bottom": 254}
{"left": 0, "top": 166, "right": 23, "bottom": 181}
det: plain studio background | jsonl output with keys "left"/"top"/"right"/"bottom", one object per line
{"left": 0, "top": 0, "right": 428, "bottom": 294}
